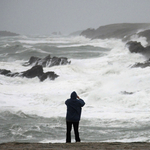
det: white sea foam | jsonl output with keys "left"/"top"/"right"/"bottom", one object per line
{"left": 130, "top": 34, "right": 148, "bottom": 46}
{"left": 17, "top": 36, "right": 89, "bottom": 44}
{"left": 0, "top": 40, "right": 149, "bottom": 120}
{"left": 0, "top": 35, "right": 150, "bottom": 143}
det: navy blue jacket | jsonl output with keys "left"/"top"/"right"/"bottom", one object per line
{"left": 65, "top": 91, "right": 85, "bottom": 122}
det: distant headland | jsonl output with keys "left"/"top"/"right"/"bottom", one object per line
{"left": 0, "top": 31, "right": 19, "bottom": 36}
{"left": 80, "top": 23, "right": 150, "bottom": 41}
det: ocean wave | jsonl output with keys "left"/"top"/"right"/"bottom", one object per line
{"left": 1, "top": 32, "right": 150, "bottom": 143}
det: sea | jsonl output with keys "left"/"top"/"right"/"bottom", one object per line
{"left": 0, "top": 31, "right": 150, "bottom": 143}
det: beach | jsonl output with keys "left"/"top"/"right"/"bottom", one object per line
{"left": 0, "top": 142, "right": 150, "bottom": 150}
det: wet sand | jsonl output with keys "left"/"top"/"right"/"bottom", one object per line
{"left": 0, "top": 142, "right": 150, "bottom": 150}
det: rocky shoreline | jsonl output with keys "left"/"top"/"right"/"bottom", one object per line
{"left": 0, "top": 142, "right": 150, "bottom": 150}
{"left": 80, "top": 23, "right": 150, "bottom": 42}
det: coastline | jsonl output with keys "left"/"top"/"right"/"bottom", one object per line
{"left": 0, "top": 142, "right": 150, "bottom": 150}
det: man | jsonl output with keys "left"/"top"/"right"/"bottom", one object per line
{"left": 65, "top": 91, "right": 85, "bottom": 143}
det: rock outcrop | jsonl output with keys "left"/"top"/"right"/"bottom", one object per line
{"left": 126, "top": 41, "right": 150, "bottom": 55}
{"left": 80, "top": 23, "right": 150, "bottom": 45}
{"left": 80, "top": 23, "right": 150, "bottom": 40}
{"left": 0, "top": 65, "right": 58, "bottom": 81}
{"left": 121, "top": 91, "right": 134, "bottom": 95}
{"left": 126, "top": 41, "right": 150, "bottom": 68}
{"left": 0, "top": 31, "right": 19, "bottom": 36}
{"left": 126, "top": 41, "right": 146, "bottom": 53}
{"left": 23, "top": 55, "right": 71, "bottom": 67}
{"left": 137, "top": 29, "right": 150, "bottom": 44}
{"left": 131, "top": 59, "right": 150, "bottom": 68}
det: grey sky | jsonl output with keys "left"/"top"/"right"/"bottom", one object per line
{"left": 0, "top": 0, "right": 150, "bottom": 35}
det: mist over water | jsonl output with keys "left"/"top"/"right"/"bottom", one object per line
{"left": 1, "top": 34, "right": 150, "bottom": 143}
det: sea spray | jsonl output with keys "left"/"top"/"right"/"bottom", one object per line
{"left": 1, "top": 34, "right": 150, "bottom": 143}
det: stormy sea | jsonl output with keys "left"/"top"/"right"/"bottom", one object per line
{"left": 1, "top": 23, "right": 150, "bottom": 143}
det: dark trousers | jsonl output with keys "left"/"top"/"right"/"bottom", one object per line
{"left": 66, "top": 121, "right": 81, "bottom": 143}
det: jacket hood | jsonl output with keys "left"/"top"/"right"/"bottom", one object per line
{"left": 71, "top": 91, "right": 77, "bottom": 99}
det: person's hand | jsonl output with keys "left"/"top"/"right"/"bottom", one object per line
{"left": 77, "top": 95, "right": 80, "bottom": 99}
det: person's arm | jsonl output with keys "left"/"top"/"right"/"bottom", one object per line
{"left": 77, "top": 95, "right": 85, "bottom": 107}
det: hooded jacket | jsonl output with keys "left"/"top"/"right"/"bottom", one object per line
{"left": 65, "top": 91, "right": 85, "bottom": 122}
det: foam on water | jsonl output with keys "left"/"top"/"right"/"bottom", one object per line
{"left": 1, "top": 35, "right": 150, "bottom": 143}
{"left": 0, "top": 41, "right": 149, "bottom": 118}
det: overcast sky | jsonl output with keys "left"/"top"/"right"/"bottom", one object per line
{"left": 0, "top": 0, "right": 150, "bottom": 35}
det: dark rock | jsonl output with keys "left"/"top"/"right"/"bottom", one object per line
{"left": 126, "top": 41, "right": 146, "bottom": 53}
{"left": 39, "top": 71, "right": 59, "bottom": 82}
{"left": 50, "top": 57, "right": 71, "bottom": 67}
{"left": 81, "top": 28, "right": 96, "bottom": 38}
{"left": 38, "top": 55, "right": 51, "bottom": 67}
{"left": 8, "top": 72, "right": 20, "bottom": 77}
{"left": 121, "top": 91, "right": 134, "bottom": 95}
{"left": 60, "top": 57, "right": 71, "bottom": 65}
{"left": 137, "top": 29, "right": 150, "bottom": 44}
{"left": 126, "top": 41, "right": 150, "bottom": 60}
{"left": 126, "top": 41, "right": 150, "bottom": 68}
{"left": 131, "top": 59, "right": 150, "bottom": 68}
{"left": 22, "top": 65, "right": 43, "bottom": 78}
{"left": 80, "top": 23, "right": 150, "bottom": 40}
{"left": 50, "top": 57, "right": 61, "bottom": 67}
{"left": 0, "top": 69, "right": 11, "bottom": 75}
{"left": 0, "top": 69, "right": 20, "bottom": 77}
{"left": 0, "top": 65, "right": 59, "bottom": 81}
{"left": 23, "top": 55, "right": 71, "bottom": 67}
{"left": 23, "top": 56, "right": 41, "bottom": 66}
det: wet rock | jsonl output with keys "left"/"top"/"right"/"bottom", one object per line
{"left": 0, "top": 69, "right": 20, "bottom": 77}
{"left": 126, "top": 41, "right": 150, "bottom": 55}
{"left": 126, "top": 41, "right": 150, "bottom": 68}
{"left": 121, "top": 91, "right": 134, "bottom": 95}
{"left": 39, "top": 71, "right": 58, "bottom": 82}
{"left": 131, "top": 59, "right": 150, "bottom": 68}
{"left": 0, "top": 69, "right": 11, "bottom": 75}
{"left": 126, "top": 41, "right": 146, "bottom": 53}
{"left": 0, "top": 65, "right": 59, "bottom": 81}
{"left": 50, "top": 56, "right": 70, "bottom": 67}
{"left": 22, "top": 65, "right": 44, "bottom": 78}
{"left": 23, "top": 56, "right": 41, "bottom": 66}
{"left": 23, "top": 55, "right": 71, "bottom": 67}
